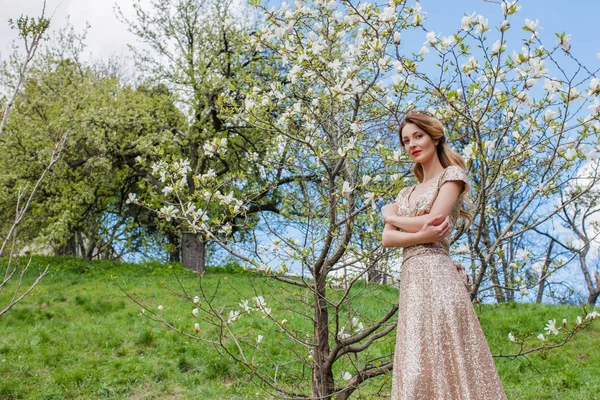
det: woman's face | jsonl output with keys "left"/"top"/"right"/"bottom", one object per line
{"left": 400, "top": 122, "right": 437, "bottom": 164}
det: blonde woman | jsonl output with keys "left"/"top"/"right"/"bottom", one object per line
{"left": 381, "top": 111, "right": 506, "bottom": 399}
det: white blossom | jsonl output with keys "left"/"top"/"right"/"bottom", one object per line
{"left": 158, "top": 305, "right": 164, "bottom": 312}
{"left": 126, "top": 193, "right": 137, "bottom": 204}
{"left": 159, "top": 205, "right": 178, "bottom": 221}
{"left": 379, "top": 6, "right": 396, "bottom": 22}
{"left": 544, "top": 109, "right": 556, "bottom": 122}
{"left": 193, "top": 296, "right": 200, "bottom": 304}
{"left": 544, "top": 319, "right": 559, "bottom": 335}
{"left": 508, "top": 332, "right": 515, "bottom": 342}
{"left": 461, "top": 12, "right": 475, "bottom": 31}
{"left": 194, "top": 323, "right": 200, "bottom": 333}
{"left": 342, "top": 371, "right": 352, "bottom": 381}
{"left": 558, "top": 34, "right": 571, "bottom": 52}
{"left": 524, "top": 19, "right": 539, "bottom": 34}
{"left": 462, "top": 142, "right": 475, "bottom": 160}
{"left": 256, "top": 335, "right": 264, "bottom": 344}
{"left": 227, "top": 310, "right": 241, "bottom": 323}
{"left": 342, "top": 180, "right": 353, "bottom": 196}
{"left": 537, "top": 333, "right": 545, "bottom": 341}
{"left": 425, "top": 31, "right": 436, "bottom": 46}
{"left": 418, "top": 46, "right": 429, "bottom": 56}
{"left": 393, "top": 31, "right": 401, "bottom": 44}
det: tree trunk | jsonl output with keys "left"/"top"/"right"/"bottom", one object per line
{"left": 312, "top": 273, "right": 334, "bottom": 399}
{"left": 167, "top": 232, "right": 181, "bottom": 262}
{"left": 182, "top": 232, "right": 205, "bottom": 273}
{"left": 55, "top": 235, "right": 77, "bottom": 256}
{"left": 536, "top": 240, "right": 554, "bottom": 304}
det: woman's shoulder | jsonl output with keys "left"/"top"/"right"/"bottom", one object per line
{"left": 442, "top": 165, "right": 468, "bottom": 182}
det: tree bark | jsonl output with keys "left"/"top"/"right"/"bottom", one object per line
{"left": 312, "top": 272, "right": 334, "bottom": 399}
{"left": 536, "top": 240, "right": 554, "bottom": 304}
{"left": 55, "top": 235, "right": 77, "bottom": 256}
{"left": 182, "top": 232, "right": 205, "bottom": 273}
{"left": 167, "top": 231, "right": 181, "bottom": 262}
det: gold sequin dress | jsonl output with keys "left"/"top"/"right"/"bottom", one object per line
{"left": 391, "top": 165, "right": 506, "bottom": 400}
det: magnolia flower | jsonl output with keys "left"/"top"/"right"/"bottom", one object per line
{"left": 281, "top": 319, "right": 288, "bottom": 325}
{"left": 461, "top": 12, "right": 475, "bottom": 30}
{"left": 462, "top": 143, "right": 475, "bottom": 160}
{"left": 141, "top": 308, "right": 145, "bottom": 315}
{"left": 342, "top": 372, "right": 352, "bottom": 381}
{"left": 586, "top": 311, "right": 600, "bottom": 320}
{"left": 576, "top": 316, "right": 583, "bottom": 325}
{"left": 544, "top": 319, "right": 559, "bottom": 335}
{"left": 524, "top": 19, "right": 539, "bottom": 34}
{"left": 455, "top": 243, "right": 471, "bottom": 254}
{"left": 159, "top": 205, "right": 178, "bottom": 221}
{"left": 516, "top": 249, "right": 530, "bottom": 261}
{"left": 126, "top": 193, "right": 137, "bottom": 204}
{"left": 537, "top": 333, "right": 545, "bottom": 341}
{"left": 161, "top": 186, "right": 174, "bottom": 195}
{"left": 563, "top": 319, "right": 567, "bottom": 327}
{"left": 543, "top": 79, "right": 562, "bottom": 93}
{"left": 508, "top": 332, "right": 515, "bottom": 342}
{"left": 364, "top": 192, "right": 376, "bottom": 209}
{"left": 484, "top": 140, "right": 494, "bottom": 153}
{"left": 379, "top": 6, "right": 396, "bottom": 22}
{"left": 239, "top": 299, "right": 252, "bottom": 313}
{"left": 475, "top": 17, "right": 488, "bottom": 34}
{"left": 193, "top": 295, "right": 200, "bottom": 304}
{"left": 158, "top": 305, "right": 164, "bottom": 312}
{"left": 544, "top": 109, "right": 556, "bottom": 122}
{"left": 425, "top": 31, "right": 436, "bottom": 46}
{"left": 440, "top": 35, "right": 454, "bottom": 50}
{"left": 194, "top": 323, "right": 200, "bottom": 333}
{"left": 492, "top": 40, "right": 503, "bottom": 54}
{"left": 418, "top": 46, "right": 429, "bottom": 56}
{"left": 559, "top": 34, "right": 572, "bottom": 52}
{"left": 192, "top": 308, "right": 199, "bottom": 318}
{"left": 362, "top": 175, "right": 372, "bottom": 186}
{"left": 393, "top": 31, "right": 401, "bottom": 44}
{"left": 564, "top": 147, "right": 577, "bottom": 160}
{"left": 227, "top": 310, "right": 240, "bottom": 323}
{"left": 588, "top": 98, "right": 600, "bottom": 115}
{"left": 588, "top": 78, "right": 600, "bottom": 95}
{"left": 520, "top": 288, "right": 528, "bottom": 296}
{"left": 342, "top": 180, "right": 353, "bottom": 196}
{"left": 502, "top": 1, "right": 520, "bottom": 16}
{"left": 256, "top": 335, "right": 264, "bottom": 344}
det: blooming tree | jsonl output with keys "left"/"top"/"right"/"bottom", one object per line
{"left": 129, "top": 0, "right": 600, "bottom": 397}
{"left": 0, "top": 5, "right": 63, "bottom": 317}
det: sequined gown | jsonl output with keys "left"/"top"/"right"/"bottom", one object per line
{"left": 390, "top": 165, "right": 506, "bottom": 400}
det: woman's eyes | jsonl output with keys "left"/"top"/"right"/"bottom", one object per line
{"left": 403, "top": 134, "right": 422, "bottom": 144}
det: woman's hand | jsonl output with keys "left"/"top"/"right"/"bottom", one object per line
{"left": 381, "top": 203, "right": 398, "bottom": 223}
{"left": 417, "top": 214, "right": 450, "bottom": 242}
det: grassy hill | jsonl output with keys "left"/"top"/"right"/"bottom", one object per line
{"left": 0, "top": 257, "right": 599, "bottom": 399}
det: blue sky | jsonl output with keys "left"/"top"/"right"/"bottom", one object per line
{"left": 1, "top": 1, "right": 598, "bottom": 66}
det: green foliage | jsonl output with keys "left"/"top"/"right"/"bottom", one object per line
{"left": 0, "top": 256, "right": 598, "bottom": 399}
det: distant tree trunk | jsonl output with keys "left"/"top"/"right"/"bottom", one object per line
{"left": 167, "top": 232, "right": 181, "bottom": 262}
{"left": 55, "top": 235, "right": 77, "bottom": 256}
{"left": 588, "top": 271, "right": 600, "bottom": 306}
{"left": 367, "top": 255, "right": 382, "bottom": 284}
{"left": 536, "top": 240, "right": 554, "bottom": 304}
{"left": 182, "top": 232, "right": 205, "bottom": 273}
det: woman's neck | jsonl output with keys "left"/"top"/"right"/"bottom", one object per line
{"left": 419, "top": 159, "right": 445, "bottom": 183}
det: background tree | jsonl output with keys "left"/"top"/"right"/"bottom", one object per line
{"left": 118, "top": 0, "right": 282, "bottom": 272}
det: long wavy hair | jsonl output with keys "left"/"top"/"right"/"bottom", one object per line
{"left": 398, "top": 110, "right": 473, "bottom": 226}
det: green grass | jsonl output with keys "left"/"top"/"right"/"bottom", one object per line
{"left": 0, "top": 256, "right": 599, "bottom": 399}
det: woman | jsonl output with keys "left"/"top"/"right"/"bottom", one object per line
{"left": 381, "top": 111, "right": 506, "bottom": 399}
